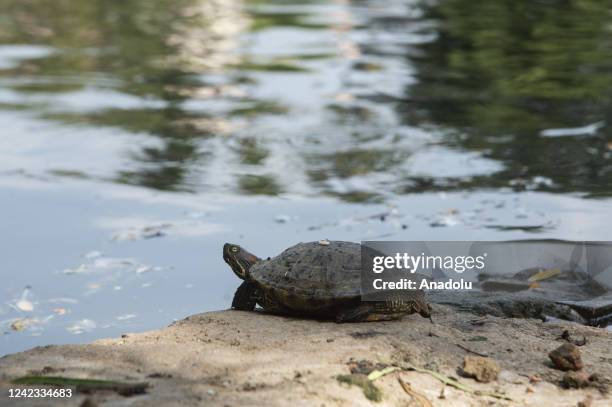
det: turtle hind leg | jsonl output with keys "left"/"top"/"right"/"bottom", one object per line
{"left": 231, "top": 281, "right": 259, "bottom": 311}
{"left": 335, "top": 303, "right": 404, "bottom": 323}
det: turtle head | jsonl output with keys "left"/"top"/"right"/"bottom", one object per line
{"left": 223, "top": 243, "right": 260, "bottom": 280}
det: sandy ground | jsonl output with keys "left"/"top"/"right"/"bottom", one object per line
{"left": 0, "top": 305, "right": 610, "bottom": 406}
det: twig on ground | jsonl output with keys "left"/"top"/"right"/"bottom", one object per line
{"left": 397, "top": 376, "right": 433, "bottom": 407}
{"left": 456, "top": 343, "right": 489, "bottom": 357}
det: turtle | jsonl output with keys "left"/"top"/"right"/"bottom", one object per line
{"left": 223, "top": 241, "right": 432, "bottom": 322}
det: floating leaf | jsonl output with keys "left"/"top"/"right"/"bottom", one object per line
{"left": 528, "top": 268, "right": 561, "bottom": 282}
{"left": 66, "top": 319, "right": 96, "bottom": 334}
{"left": 10, "top": 318, "right": 30, "bottom": 331}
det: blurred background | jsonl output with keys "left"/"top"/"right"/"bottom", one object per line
{"left": 2, "top": 0, "right": 612, "bottom": 355}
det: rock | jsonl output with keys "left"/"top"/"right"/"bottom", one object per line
{"left": 461, "top": 356, "right": 500, "bottom": 383}
{"left": 1, "top": 309, "right": 610, "bottom": 406}
{"left": 429, "top": 290, "right": 577, "bottom": 321}
{"left": 587, "top": 373, "right": 599, "bottom": 382}
{"left": 556, "top": 294, "right": 612, "bottom": 324}
{"left": 529, "top": 375, "right": 542, "bottom": 384}
{"left": 79, "top": 399, "right": 98, "bottom": 407}
{"left": 549, "top": 343, "right": 583, "bottom": 371}
{"left": 561, "top": 371, "right": 590, "bottom": 389}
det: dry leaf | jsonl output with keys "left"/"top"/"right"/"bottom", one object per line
{"left": 398, "top": 377, "right": 433, "bottom": 407}
{"left": 528, "top": 268, "right": 560, "bottom": 282}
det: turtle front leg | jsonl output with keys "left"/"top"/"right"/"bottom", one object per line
{"left": 231, "top": 281, "right": 259, "bottom": 311}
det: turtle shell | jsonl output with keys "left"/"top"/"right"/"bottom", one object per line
{"left": 250, "top": 241, "right": 362, "bottom": 307}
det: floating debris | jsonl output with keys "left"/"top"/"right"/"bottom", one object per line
{"left": 7, "top": 315, "right": 53, "bottom": 333}
{"left": 48, "top": 297, "right": 78, "bottom": 304}
{"left": 10, "top": 318, "right": 30, "bottom": 331}
{"left": 84, "top": 251, "right": 103, "bottom": 259}
{"left": 110, "top": 223, "right": 172, "bottom": 241}
{"left": 52, "top": 308, "right": 67, "bottom": 315}
{"left": 135, "top": 265, "right": 163, "bottom": 274}
{"left": 15, "top": 299, "right": 34, "bottom": 312}
{"left": 66, "top": 319, "right": 97, "bottom": 334}
{"left": 62, "top": 264, "right": 88, "bottom": 275}
{"left": 274, "top": 215, "right": 292, "bottom": 224}
{"left": 136, "top": 266, "right": 152, "bottom": 274}
{"left": 61, "top": 255, "right": 163, "bottom": 281}
{"left": 334, "top": 92, "right": 355, "bottom": 102}
{"left": 540, "top": 121, "right": 604, "bottom": 137}
{"left": 9, "top": 286, "right": 35, "bottom": 312}
{"left": 98, "top": 216, "right": 227, "bottom": 241}
{"left": 93, "top": 257, "right": 136, "bottom": 270}
{"left": 142, "top": 225, "right": 169, "bottom": 239}
{"left": 307, "top": 208, "right": 401, "bottom": 231}
{"left": 116, "top": 314, "right": 136, "bottom": 321}
{"left": 429, "top": 215, "right": 460, "bottom": 228}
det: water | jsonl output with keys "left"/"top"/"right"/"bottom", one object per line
{"left": 1, "top": 0, "right": 612, "bottom": 356}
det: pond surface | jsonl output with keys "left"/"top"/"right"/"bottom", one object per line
{"left": 2, "top": 0, "right": 612, "bottom": 356}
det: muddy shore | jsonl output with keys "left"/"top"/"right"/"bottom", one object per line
{"left": 1, "top": 306, "right": 610, "bottom": 406}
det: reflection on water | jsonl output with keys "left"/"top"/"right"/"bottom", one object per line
{"left": 405, "top": 0, "right": 612, "bottom": 196}
{"left": 3, "top": 0, "right": 610, "bottom": 200}
{"left": 2, "top": 0, "right": 612, "bottom": 355}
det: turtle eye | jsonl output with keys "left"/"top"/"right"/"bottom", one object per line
{"left": 231, "top": 246, "right": 239, "bottom": 253}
